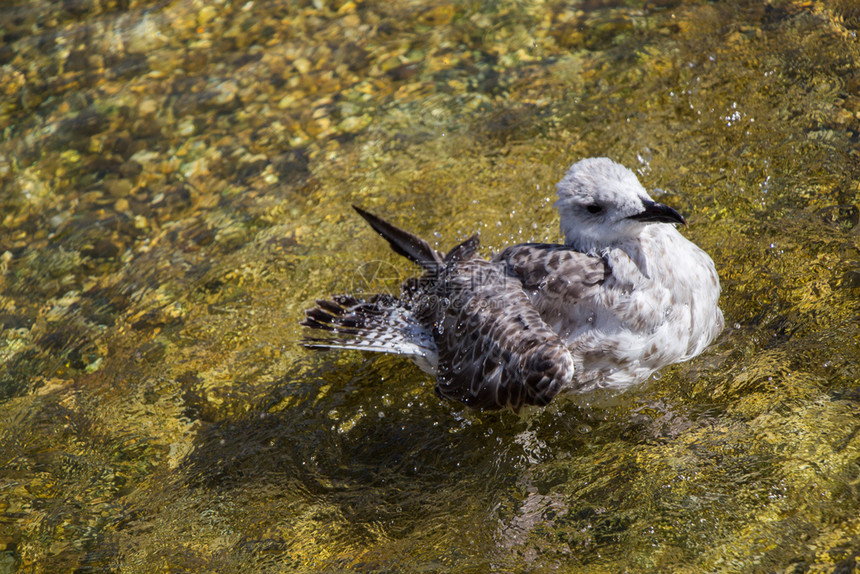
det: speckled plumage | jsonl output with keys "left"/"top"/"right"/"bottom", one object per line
{"left": 303, "top": 158, "right": 724, "bottom": 410}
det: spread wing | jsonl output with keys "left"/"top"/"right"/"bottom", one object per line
{"left": 492, "top": 243, "right": 609, "bottom": 319}
{"left": 422, "top": 243, "right": 575, "bottom": 411}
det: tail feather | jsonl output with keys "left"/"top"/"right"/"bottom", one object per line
{"left": 301, "top": 294, "right": 438, "bottom": 373}
{"left": 353, "top": 205, "right": 443, "bottom": 272}
{"left": 304, "top": 210, "right": 491, "bottom": 385}
{"left": 316, "top": 299, "right": 347, "bottom": 314}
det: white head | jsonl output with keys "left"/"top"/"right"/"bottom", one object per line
{"left": 554, "top": 157, "right": 686, "bottom": 253}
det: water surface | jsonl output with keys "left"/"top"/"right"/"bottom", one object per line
{"left": 0, "top": 0, "right": 858, "bottom": 571}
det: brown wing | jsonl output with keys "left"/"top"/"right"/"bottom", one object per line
{"left": 421, "top": 252, "right": 575, "bottom": 411}
{"left": 492, "top": 243, "right": 609, "bottom": 316}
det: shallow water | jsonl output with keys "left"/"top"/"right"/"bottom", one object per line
{"left": 1, "top": 0, "right": 858, "bottom": 571}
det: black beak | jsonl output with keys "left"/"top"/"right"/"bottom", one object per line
{"left": 627, "top": 199, "right": 687, "bottom": 227}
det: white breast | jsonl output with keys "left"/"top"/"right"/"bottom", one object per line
{"left": 554, "top": 226, "right": 723, "bottom": 391}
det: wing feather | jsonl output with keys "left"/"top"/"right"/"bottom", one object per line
{"left": 493, "top": 243, "right": 609, "bottom": 316}
{"left": 424, "top": 256, "right": 575, "bottom": 411}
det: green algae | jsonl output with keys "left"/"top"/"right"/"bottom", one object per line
{"left": 0, "top": 0, "right": 859, "bottom": 571}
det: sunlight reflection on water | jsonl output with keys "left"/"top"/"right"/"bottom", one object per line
{"left": 0, "top": 0, "right": 858, "bottom": 571}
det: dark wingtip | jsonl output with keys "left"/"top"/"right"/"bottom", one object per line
{"left": 351, "top": 205, "right": 441, "bottom": 270}
{"left": 352, "top": 204, "right": 370, "bottom": 218}
{"left": 445, "top": 234, "right": 481, "bottom": 263}
{"left": 352, "top": 204, "right": 381, "bottom": 231}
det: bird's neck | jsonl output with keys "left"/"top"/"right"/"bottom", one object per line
{"left": 575, "top": 226, "right": 683, "bottom": 281}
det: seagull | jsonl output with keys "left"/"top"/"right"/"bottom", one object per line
{"left": 302, "top": 158, "right": 724, "bottom": 411}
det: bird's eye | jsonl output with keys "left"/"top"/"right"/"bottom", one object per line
{"left": 586, "top": 204, "right": 603, "bottom": 214}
